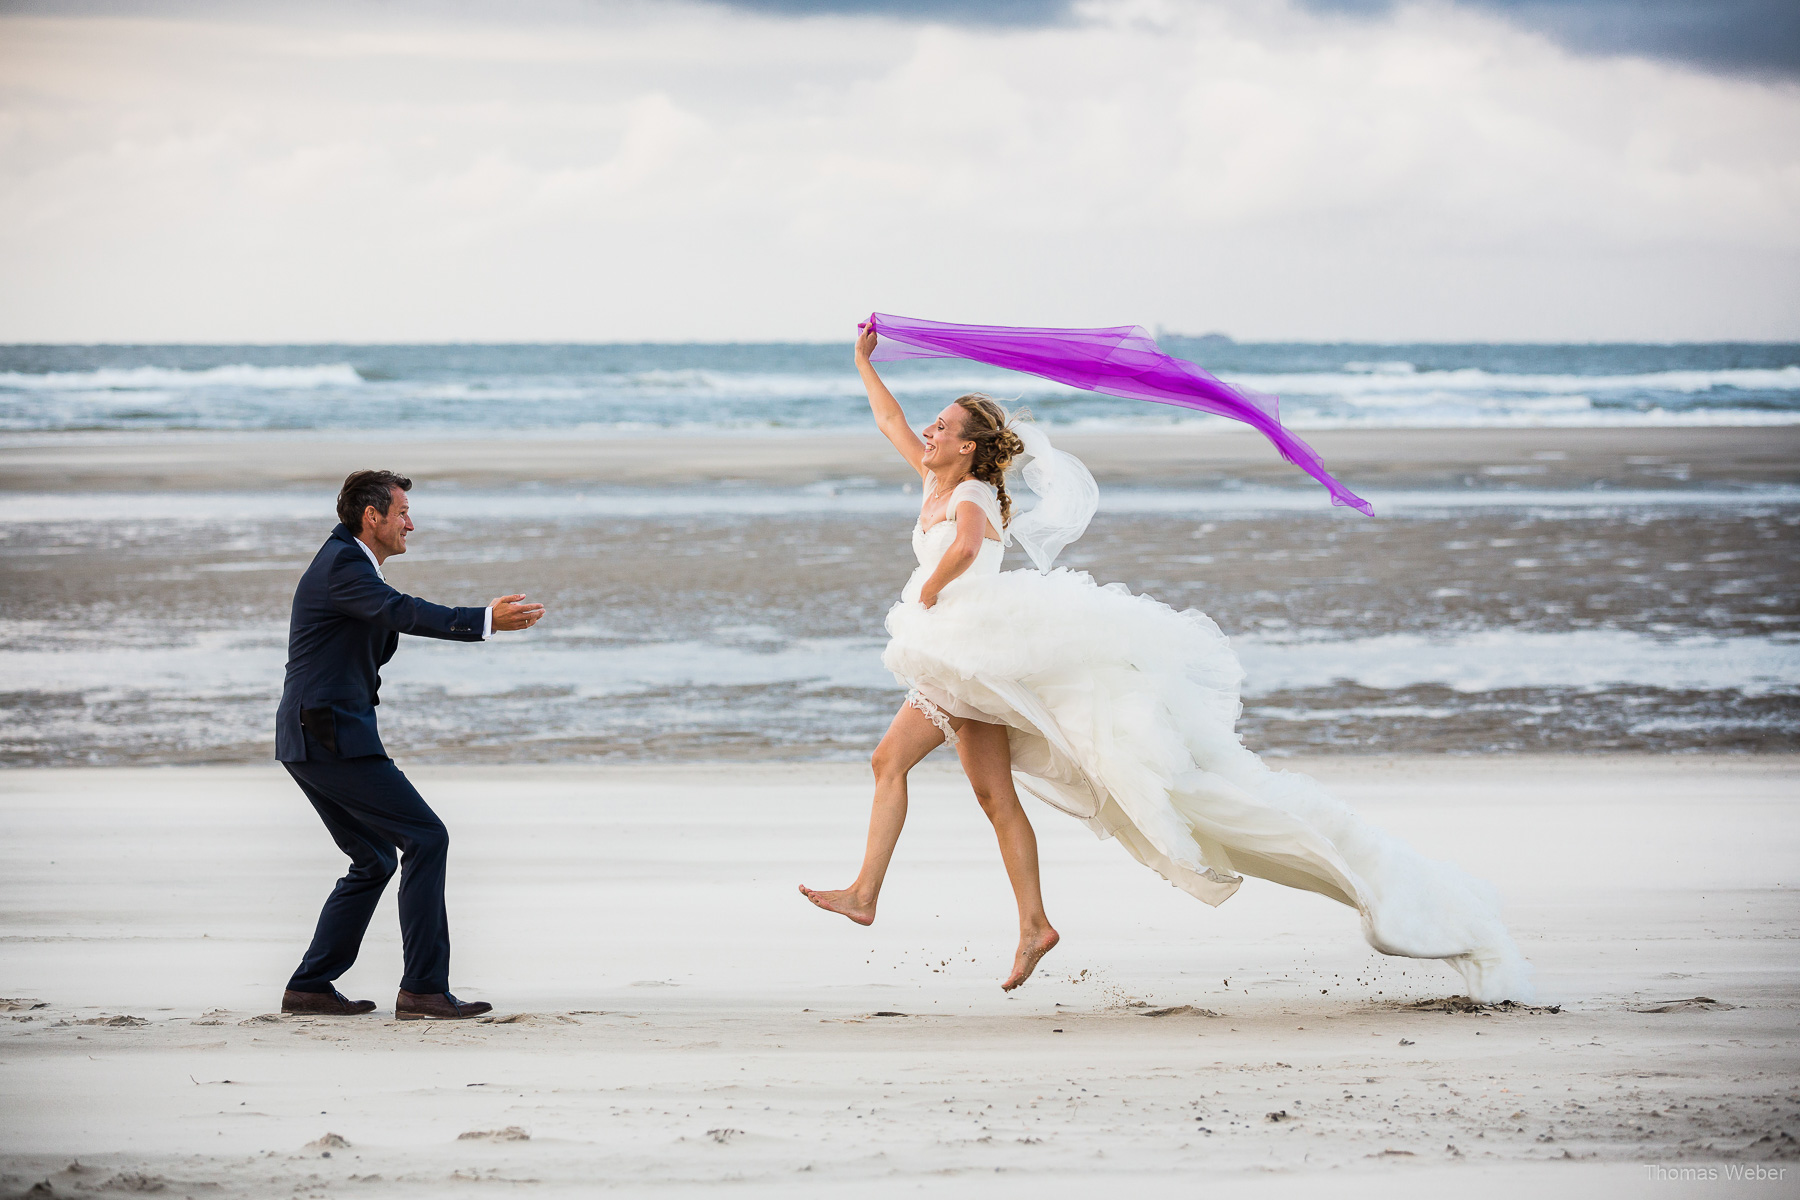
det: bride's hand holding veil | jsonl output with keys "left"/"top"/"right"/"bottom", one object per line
{"left": 854, "top": 323, "right": 927, "bottom": 477}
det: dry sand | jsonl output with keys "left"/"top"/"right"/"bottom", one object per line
{"left": 1, "top": 756, "right": 1796, "bottom": 1197}
{"left": 4, "top": 424, "right": 1797, "bottom": 490}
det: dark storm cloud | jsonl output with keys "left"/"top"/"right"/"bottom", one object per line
{"left": 3, "top": 0, "right": 1791, "bottom": 77}
{"left": 714, "top": 0, "right": 1798, "bottom": 77}
{"left": 1299, "top": 0, "right": 1800, "bottom": 78}
{"left": 713, "top": 0, "right": 1074, "bottom": 23}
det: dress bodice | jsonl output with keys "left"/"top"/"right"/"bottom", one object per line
{"left": 904, "top": 476, "right": 1007, "bottom": 604}
{"left": 909, "top": 518, "right": 1005, "bottom": 578}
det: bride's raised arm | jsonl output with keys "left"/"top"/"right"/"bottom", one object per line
{"left": 855, "top": 324, "right": 927, "bottom": 477}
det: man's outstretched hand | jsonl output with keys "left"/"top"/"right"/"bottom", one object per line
{"left": 490, "top": 594, "right": 546, "bottom": 632}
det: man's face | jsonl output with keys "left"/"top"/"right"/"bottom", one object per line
{"left": 362, "top": 487, "right": 412, "bottom": 558}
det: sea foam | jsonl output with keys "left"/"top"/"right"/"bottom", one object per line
{"left": 6, "top": 626, "right": 1791, "bottom": 701}
{"left": 0, "top": 363, "right": 363, "bottom": 390}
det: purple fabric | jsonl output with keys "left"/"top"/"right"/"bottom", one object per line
{"left": 866, "top": 312, "right": 1372, "bottom": 516}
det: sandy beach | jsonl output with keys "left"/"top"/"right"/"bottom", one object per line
{"left": 4, "top": 424, "right": 1798, "bottom": 491}
{"left": 1, "top": 756, "right": 1795, "bottom": 1197}
{"left": 5, "top": 0, "right": 1798, "bottom": 1193}
{"left": 4, "top": 423, "right": 1797, "bottom": 1194}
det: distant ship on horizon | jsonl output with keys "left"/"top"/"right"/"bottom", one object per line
{"left": 1154, "top": 327, "right": 1235, "bottom": 347}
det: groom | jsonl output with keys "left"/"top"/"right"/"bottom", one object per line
{"left": 275, "top": 469, "right": 544, "bottom": 1020}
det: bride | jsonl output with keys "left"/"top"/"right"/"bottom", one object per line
{"left": 800, "top": 324, "right": 1532, "bottom": 1002}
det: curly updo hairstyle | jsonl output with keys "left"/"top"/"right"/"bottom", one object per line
{"left": 951, "top": 393, "right": 1026, "bottom": 525}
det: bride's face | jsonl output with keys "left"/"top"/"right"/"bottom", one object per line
{"left": 920, "top": 405, "right": 974, "bottom": 474}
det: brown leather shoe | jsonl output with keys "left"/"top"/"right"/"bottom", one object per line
{"left": 282, "top": 987, "right": 377, "bottom": 1015}
{"left": 395, "top": 989, "right": 493, "bottom": 1020}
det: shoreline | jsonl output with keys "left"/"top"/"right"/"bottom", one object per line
{"left": 4, "top": 424, "right": 1798, "bottom": 490}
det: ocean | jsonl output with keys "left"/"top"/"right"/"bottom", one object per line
{"left": 1, "top": 340, "right": 1796, "bottom": 767}
{"left": 2, "top": 340, "right": 1797, "bottom": 435}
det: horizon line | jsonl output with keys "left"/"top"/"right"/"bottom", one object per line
{"left": 4, "top": 337, "right": 1799, "bottom": 349}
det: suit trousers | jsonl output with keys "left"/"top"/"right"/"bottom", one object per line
{"left": 284, "top": 735, "right": 452, "bottom": 995}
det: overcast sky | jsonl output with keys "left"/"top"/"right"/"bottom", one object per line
{"left": 1, "top": 0, "right": 1795, "bottom": 342}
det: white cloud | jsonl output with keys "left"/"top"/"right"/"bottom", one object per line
{"left": 0, "top": 0, "right": 1795, "bottom": 341}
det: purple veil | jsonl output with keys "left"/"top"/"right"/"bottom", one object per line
{"left": 865, "top": 312, "right": 1372, "bottom": 516}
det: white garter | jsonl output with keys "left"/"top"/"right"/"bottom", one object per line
{"left": 905, "top": 688, "right": 958, "bottom": 747}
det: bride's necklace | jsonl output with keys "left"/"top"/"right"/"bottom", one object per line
{"left": 926, "top": 470, "right": 968, "bottom": 504}
{"left": 921, "top": 473, "right": 964, "bottom": 530}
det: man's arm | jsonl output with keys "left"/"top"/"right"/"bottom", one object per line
{"left": 327, "top": 554, "right": 539, "bottom": 641}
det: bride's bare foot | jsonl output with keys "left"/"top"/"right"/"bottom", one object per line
{"left": 798, "top": 884, "right": 877, "bottom": 926}
{"left": 1002, "top": 926, "right": 1059, "bottom": 991}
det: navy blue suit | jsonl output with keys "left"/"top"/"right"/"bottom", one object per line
{"left": 277, "top": 523, "right": 488, "bottom": 996}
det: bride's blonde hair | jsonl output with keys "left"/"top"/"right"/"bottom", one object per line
{"left": 951, "top": 394, "right": 1026, "bottom": 526}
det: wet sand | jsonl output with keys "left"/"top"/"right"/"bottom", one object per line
{"left": 3, "top": 423, "right": 1797, "bottom": 765}
{"left": 4, "top": 424, "right": 1798, "bottom": 491}
{"left": 4, "top": 492, "right": 1796, "bottom": 765}
{"left": 1, "top": 757, "right": 1795, "bottom": 1197}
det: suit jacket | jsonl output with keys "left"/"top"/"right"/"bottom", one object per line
{"left": 275, "top": 523, "right": 486, "bottom": 762}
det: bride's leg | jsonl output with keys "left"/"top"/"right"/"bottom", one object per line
{"left": 953, "top": 719, "right": 1059, "bottom": 991}
{"left": 798, "top": 702, "right": 944, "bottom": 926}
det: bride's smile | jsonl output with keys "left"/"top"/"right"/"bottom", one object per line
{"left": 918, "top": 404, "right": 977, "bottom": 474}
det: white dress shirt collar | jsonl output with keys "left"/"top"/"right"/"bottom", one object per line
{"left": 352, "top": 534, "right": 385, "bottom": 582}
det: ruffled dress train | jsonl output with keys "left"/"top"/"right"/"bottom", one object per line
{"left": 884, "top": 480, "right": 1532, "bottom": 1004}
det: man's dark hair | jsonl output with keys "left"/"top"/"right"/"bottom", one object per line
{"left": 337, "top": 469, "right": 413, "bottom": 533}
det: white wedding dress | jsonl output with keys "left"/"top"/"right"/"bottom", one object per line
{"left": 883, "top": 461, "right": 1533, "bottom": 1004}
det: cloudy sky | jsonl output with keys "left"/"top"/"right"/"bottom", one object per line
{"left": 1, "top": 0, "right": 1795, "bottom": 342}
